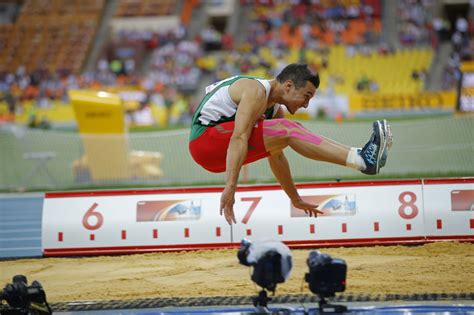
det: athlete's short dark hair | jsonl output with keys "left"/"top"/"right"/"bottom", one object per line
{"left": 276, "top": 63, "right": 320, "bottom": 89}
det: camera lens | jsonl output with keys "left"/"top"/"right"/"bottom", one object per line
{"left": 12, "top": 275, "right": 27, "bottom": 284}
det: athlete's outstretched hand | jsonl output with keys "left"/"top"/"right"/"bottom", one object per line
{"left": 220, "top": 186, "right": 237, "bottom": 225}
{"left": 292, "top": 197, "right": 323, "bottom": 217}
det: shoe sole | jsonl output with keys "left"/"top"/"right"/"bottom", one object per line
{"left": 380, "top": 119, "right": 392, "bottom": 168}
{"left": 381, "top": 119, "right": 393, "bottom": 149}
{"left": 373, "top": 120, "right": 387, "bottom": 174}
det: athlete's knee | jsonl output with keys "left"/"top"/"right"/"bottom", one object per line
{"left": 263, "top": 119, "right": 289, "bottom": 140}
{"left": 263, "top": 118, "right": 303, "bottom": 139}
{"left": 264, "top": 118, "right": 300, "bottom": 130}
{"left": 264, "top": 118, "right": 323, "bottom": 145}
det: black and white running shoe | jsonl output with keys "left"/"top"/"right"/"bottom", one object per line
{"left": 359, "top": 120, "right": 387, "bottom": 175}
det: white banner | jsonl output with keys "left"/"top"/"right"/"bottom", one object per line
{"left": 42, "top": 179, "right": 473, "bottom": 256}
{"left": 422, "top": 180, "right": 474, "bottom": 239}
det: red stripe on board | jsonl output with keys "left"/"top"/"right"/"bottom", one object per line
{"left": 436, "top": 219, "right": 443, "bottom": 230}
{"left": 423, "top": 178, "right": 474, "bottom": 185}
{"left": 153, "top": 229, "right": 158, "bottom": 239}
{"left": 246, "top": 229, "right": 252, "bottom": 236}
{"left": 374, "top": 222, "right": 379, "bottom": 232}
{"left": 278, "top": 225, "right": 283, "bottom": 235}
{"left": 44, "top": 242, "right": 238, "bottom": 256}
{"left": 342, "top": 223, "right": 347, "bottom": 233}
{"left": 43, "top": 236, "right": 474, "bottom": 257}
{"left": 216, "top": 227, "right": 221, "bottom": 237}
{"left": 470, "top": 219, "right": 474, "bottom": 229}
{"left": 58, "top": 232, "right": 63, "bottom": 242}
{"left": 184, "top": 228, "right": 190, "bottom": 238}
{"left": 309, "top": 224, "right": 315, "bottom": 234}
{"left": 284, "top": 236, "right": 428, "bottom": 248}
{"left": 90, "top": 234, "right": 95, "bottom": 241}
{"left": 121, "top": 230, "right": 127, "bottom": 240}
{"left": 44, "top": 179, "right": 434, "bottom": 198}
{"left": 406, "top": 224, "right": 412, "bottom": 231}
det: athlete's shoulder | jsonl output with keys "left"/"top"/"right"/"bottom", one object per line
{"left": 233, "top": 76, "right": 268, "bottom": 91}
{"left": 231, "top": 77, "right": 267, "bottom": 99}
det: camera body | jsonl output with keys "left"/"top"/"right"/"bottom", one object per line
{"left": 0, "top": 275, "right": 51, "bottom": 315}
{"left": 305, "top": 250, "right": 347, "bottom": 297}
{"left": 250, "top": 250, "right": 285, "bottom": 292}
{"left": 237, "top": 239, "right": 292, "bottom": 293}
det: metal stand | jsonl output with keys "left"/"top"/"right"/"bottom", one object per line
{"left": 253, "top": 290, "right": 271, "bottom": 313}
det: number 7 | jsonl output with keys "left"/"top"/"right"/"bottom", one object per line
{"left": 240, "top": 197, "right": 261, "bottom": 224}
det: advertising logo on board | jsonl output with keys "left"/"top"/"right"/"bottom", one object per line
{"left": 136, "top": 200, "right": 201, "bottom": 221}
{"left": 450, "top": 190, "right": 473, "bottom": 211}
{"left": 291, "top": 194, "right": 356, "bottom": 217}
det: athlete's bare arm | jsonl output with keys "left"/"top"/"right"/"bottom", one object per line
{"left": 267, "top": 109, "right": 323, "bottom": 217}
{"left": 220, "top": 79, "right": 268, "bottom": 225}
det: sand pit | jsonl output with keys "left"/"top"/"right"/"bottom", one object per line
{"left": 0, "top": 242, "right": 473, "bottom": 303}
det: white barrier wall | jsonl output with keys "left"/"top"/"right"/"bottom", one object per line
{"left": 422, "top": 179, "right": 473, "bottom": 240}
{"left": 42, "top": 178, "right": 473, "bottom": 256}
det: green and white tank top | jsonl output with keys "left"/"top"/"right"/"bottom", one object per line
{"left": 190, "top": 75, "right": 280, "bottom": 141}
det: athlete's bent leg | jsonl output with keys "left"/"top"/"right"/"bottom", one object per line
{"left": 262, "top": 119, "right": 354, "bottom": 166}
{"left": 262, "top": 119, "right": 367, "bottom": 171}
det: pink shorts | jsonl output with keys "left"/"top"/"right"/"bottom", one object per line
{"left": 189, "top": 120, "right": 270, "bottom": 173}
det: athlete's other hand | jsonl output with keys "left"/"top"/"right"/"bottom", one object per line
{"left": 292, "top": 197, "right": 323, "bottom": 217}
{"left": 220, "top": 186, "right": 237, "bottom": 225}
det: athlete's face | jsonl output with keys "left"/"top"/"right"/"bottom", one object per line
{"left": 282, "top": 80, "right": 316, "bottom": 114}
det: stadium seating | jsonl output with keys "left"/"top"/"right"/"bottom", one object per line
{"left": 318, "top": 45, "right": 433, "bottom": 94}
{"left": 0, "top": 0, "right": 104, "bottom": 74}
{"left": 0, "top": 0, "right": 456, "bottom": 127}
{"left": 115, "top": 0, "right": 176, "bottom": 17}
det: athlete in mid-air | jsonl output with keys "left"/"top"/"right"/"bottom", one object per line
{"left": 189, "top": 63, "right": 392, "bottom": 225}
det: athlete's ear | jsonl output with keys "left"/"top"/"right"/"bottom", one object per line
{"left": 284, "top": 80, "right": 293, "bottom": 91}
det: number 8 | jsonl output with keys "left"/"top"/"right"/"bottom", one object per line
{"left": 398, "top": 191, "right": 418, "bottom": 219}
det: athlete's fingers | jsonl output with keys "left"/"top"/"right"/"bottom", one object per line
{"left": 223, "top": 204, "right": 230, "bottom": 224}
{"left": 311, "top": 209, "right": 324, "bottom": 218}
{"left": 231, "top": 208, "right": 237, "bottom": 224}
{"left": 225, "top": 206, "right": 234, "bottom": 225}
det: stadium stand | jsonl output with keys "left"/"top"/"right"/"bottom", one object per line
{"left": 115, "top": 0, "right": 176, "bottom": 17}
{"left": 0, "top": 0, "right": 472, "bottom": 190}
{"left": 0, "top": 1, "right": 471, "bottom": 125}
{"left": 0, "top": 0, "right": 104, "bottom": 74}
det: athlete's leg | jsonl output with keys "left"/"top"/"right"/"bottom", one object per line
{"left": 262, "top": 119, "right": 352, "bottom": 167}
{"left": 262, "top": 118, "right": 391, "bottom": 174}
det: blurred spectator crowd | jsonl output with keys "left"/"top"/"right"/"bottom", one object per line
{"left": 0, "top": 0, "right": 473, "bottom": 127}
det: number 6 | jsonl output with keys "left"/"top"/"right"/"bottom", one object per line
{"left": 82, "top": 203, "right": 104, "bottom": 230}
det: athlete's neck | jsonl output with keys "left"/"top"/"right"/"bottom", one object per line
{"left": 267, "top": 79, "right": 283, "bottom": 107}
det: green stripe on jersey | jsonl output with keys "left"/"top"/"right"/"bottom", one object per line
{"left": 189, "top": 75, "right": 263, "bottom": 141}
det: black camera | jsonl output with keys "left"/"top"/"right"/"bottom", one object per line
{"left": 305, "top": 251, "right": 347, "bottom": 313}
{"left": 305, "top": 250, "right": 347, "bottom": 297}
{"left": 0, "top": 275, "right": 51, "bottom": 315}
{"left": 237, "top": 239, "right": 293, "bottom": 310}
{"left": 250, "top": 250, "right": 286, "bottom": 293}
{"left": 238, "top": 239, "right": 292, "bottom": 293}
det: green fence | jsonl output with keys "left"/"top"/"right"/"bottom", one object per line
{"left": 1, "top": 116, "right": 473, "bottom": 191}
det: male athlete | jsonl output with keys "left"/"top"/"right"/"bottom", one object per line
{"left": 189, "top": 63, "right": 392, "bottom": 225}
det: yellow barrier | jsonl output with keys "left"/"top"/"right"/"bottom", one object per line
{"left": 349, "top": 91, "right": 457, "bottom": 112}
{"left": 460, "top": 61, "right": 474, "bottom": 72}
{"left": 70, "top": 90, "right": 130, "bottom": 181}
{"left": 69, "top": 90, "right": 163, "bottom": 182}
{"left": 70, "top": 90, "right": 126, "bottom": 134}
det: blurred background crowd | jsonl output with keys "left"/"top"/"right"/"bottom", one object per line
{"left": 0, "top": 0, "right": 472, "bottom": 129}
